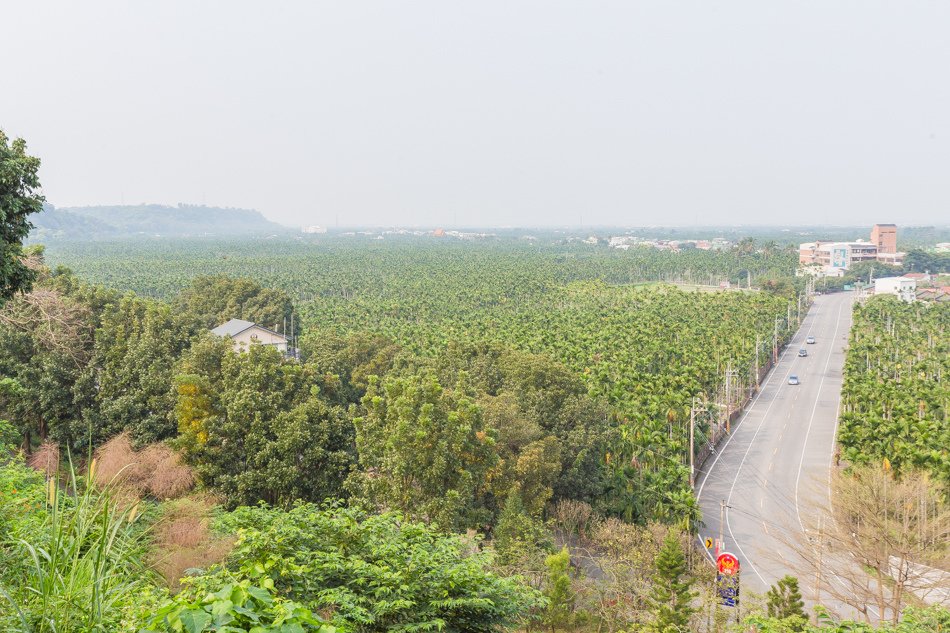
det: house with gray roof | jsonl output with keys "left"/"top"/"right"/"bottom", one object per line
{"left": 211, "top": 318, "right": 289, "bottom": 354}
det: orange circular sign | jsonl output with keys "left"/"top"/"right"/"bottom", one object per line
{"left": 717, "top": 552, "right": 740, "bottom": 576}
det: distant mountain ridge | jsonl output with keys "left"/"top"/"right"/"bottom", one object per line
{"left": 29, "top": 204, "right": 289, "bottom": 240}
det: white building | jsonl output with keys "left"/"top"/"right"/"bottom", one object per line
{"left": 211, "top": 319, "right": 290, "bottom": 353}
{"left": 874, "top": 277, "right": 916, "bottom": 302}
{"left": 302, "top": 225, "right": 327, "bottom": 234}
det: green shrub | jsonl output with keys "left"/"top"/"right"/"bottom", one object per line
{"left": 215, "top": 503, "right": 544, "bottom": 632}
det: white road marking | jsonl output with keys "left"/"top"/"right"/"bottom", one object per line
{"left": 694, "top": 318, "right": 802, "bottom": 565}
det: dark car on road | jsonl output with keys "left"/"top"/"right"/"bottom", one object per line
{"left": 798, "top": 348, "right": 808, "bottom": 357}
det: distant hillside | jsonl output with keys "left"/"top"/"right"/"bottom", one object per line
{"left": 29, "top": 204, "right": 289, "bottom": 240}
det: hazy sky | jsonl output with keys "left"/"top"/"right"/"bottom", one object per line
{"left": 2, "top": 2, "right": 949, "bottom": 228}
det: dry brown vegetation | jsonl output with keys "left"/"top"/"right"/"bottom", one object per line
{"left": 782, "top": 465, "right": 950, "bottom": 625}
{"left": 148, "top": 494, "right": 233, "bottom": 590}
{"left": 26, "top": 441, "right": 60, "bottom": 477}
{"left": 94, "top": 432, "right": 195, "bottom": 500}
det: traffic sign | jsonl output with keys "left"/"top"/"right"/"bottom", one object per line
{"left": 717, "top": 552, "right": 740, "bottom": 576}
{"left": 704, "top": 537, "right": 713, "bottom": 549}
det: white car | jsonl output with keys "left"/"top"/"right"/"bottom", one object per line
{"left": 788, "top": 375, "right": 800, "bottom": 386}
{"left": 806, "top": 336, "right": 816, "bottom": 344}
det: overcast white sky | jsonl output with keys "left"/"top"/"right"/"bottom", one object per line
{"left": 2, "top": 1, "right": 948, "bottom": 227}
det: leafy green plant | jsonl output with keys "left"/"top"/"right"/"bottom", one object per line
{"left": 143, "top": 577, "right": 335, "bottom": 633}
{"left": 215, "top": 503, "right": 544, "bottom": 632}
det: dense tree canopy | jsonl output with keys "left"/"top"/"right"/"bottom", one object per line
{"left": 349, "top": 369, "right": 497, "bottom": 530}
{"left": 840, "top": 297, "right": 950, "bottom": 488}
{"left": 175, "top": 274, "right": 295, "bottom": 331}
{"left": 175, "top": 338, "right": 354, "bottom": 508}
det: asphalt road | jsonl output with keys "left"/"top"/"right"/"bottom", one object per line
{"left": 696, "top": 291, "right": 855, "bottom": 612}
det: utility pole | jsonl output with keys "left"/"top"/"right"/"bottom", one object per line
{"left": 725, "top": 363, "right": 733, "bottom": 433}
{"left": 719, "top": 499, "right": 726, "bottom": 556}
{"left": 689, "top": 399, "right": 696, "bottom": 486}
{"left": 773, "top": 316, "right": 781, "bottom": 363}
{"left": 755, "top": 334, "right": 762, "bottom": 391}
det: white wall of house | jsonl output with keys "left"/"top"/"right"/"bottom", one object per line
{"left": 230, "top": 326, "right": 289, "bottom": 353}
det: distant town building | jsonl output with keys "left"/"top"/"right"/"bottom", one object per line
{"left": 799, "top": 241, "right": 878, "bottom": 269}
{"left": 432, "top": 228, "right": 446, "bottom": 237}
{"left": 870, "top": 223, "right": 897, "bottom": 254}
{"left": 211, "top": 319, "right": 289, "bottom": 354}
{"left": 607, "top": 235, "right": 731, "bottom": 251}
{"left": 302, "top": 225, "right": 327, "bottom": 234}
{"left": 874, "top": 277, "right": 916, "bottom": 302}
{"left": 799, "top": 224, "right": 904, "bottom": 273}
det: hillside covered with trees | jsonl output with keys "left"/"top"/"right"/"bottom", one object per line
{"left": 29, "top": 203, "right": 289, "bottom": 240}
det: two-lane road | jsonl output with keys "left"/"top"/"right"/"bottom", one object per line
{"left": 696, "top": 292, "right": 854, "bottom": 608}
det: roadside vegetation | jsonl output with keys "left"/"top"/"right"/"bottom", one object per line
{"left": 840, "top": 296, "right": 950, "bottom": 488}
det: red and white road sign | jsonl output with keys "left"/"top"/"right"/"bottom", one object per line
{"left": 717, "top": 552, "right": 740, "bottom": 576}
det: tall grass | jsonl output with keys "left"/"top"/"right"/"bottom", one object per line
{"left": 2, "top": 457, "right": 152, "bottom": 632}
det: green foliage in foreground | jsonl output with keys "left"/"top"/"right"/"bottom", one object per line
{"left": 214, "top": 503, "right": 545, "bottom": 632}
{"left": 647, "top": 529, "right": 696, "bottom": 633}
{"left": 0, "top": 459, "right": 151, "bottom": 633}
{"left": 144, "top": 579, "right": 336, "bottom": 633}
{"left": 541, "top": 547, "right": 574, "bottom": 631}
{"left": 766, "top": 575, "right": 807, "bottom": 624}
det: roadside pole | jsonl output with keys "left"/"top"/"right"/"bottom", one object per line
{"left": 725, "top": 364, "right": 732, "bottom": 433}
{"left": 719, "top": 499, "right": 726, "bottom": 556}
{"left": 773, "top": 316, "right": 780, "bottom": 362}
{"left": 689, "top": 400, "right": 696, "bottom": 486}
{"left": 755, "top": 334, "right": 762, "bottom": 391}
